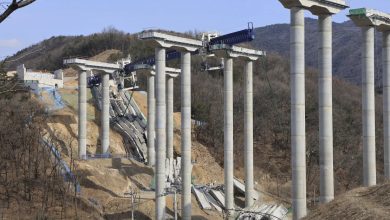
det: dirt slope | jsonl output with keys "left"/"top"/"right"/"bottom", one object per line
{"left": 89, "top": 49, "right": 121, "bottom": 62}
{"left": 45, "top": 59, "right": 225, "bottom": 218}
{"left": 304, "top": 183, "right": 390, "bottom": 220}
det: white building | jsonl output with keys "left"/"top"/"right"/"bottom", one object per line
{"left": 17, "top": 64, "right": 64, "bottom": 89}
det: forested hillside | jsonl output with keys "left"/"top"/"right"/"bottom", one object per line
{"left": 2, "top": 25, "right": 385, "bottom": 205}
{"left": 251, "top": 18, "right": 384, "bottom": 86}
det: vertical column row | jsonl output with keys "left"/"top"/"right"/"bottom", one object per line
{"left": 290, "top": 7, "right": 307, "bottom": 219}
{"left": 384, "top": 31, "right": 390, "bottom": 179}
{"left": 101, "top": 72, "right": 110, "bottom": 154}
{"left": 244, "top": 60, "right": 255, "bottom": 207}
{"left": 318, "top": 14, "right": 334, "bottom": 203}
{"left": 78, "top": 71, "right": 87, "bottom": 159}
{"left": 155, "top": 47, "right": 167, "bottom": 220}
{"left": 224, "top": 57, "right": 234, "bottom": 219}
{"left": 166, "top": 75, "right": 174, "bottom": 160}
{"left": 181, "top": 51, "right": 192, "bottom": 220}
{"left": 362, "top": 26, "right": 376, "bottom": 187}
{"left": 147, "top": 73, "right": 156, "bottom": 166}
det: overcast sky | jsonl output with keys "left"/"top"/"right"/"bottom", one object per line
{"left": 1, "top": 0, "right": 389, "bottom": 58}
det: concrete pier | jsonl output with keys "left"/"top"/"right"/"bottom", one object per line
{"left": 181, "top": 51, "right": 192, "bottom": 220}
{"left": 279, "top": 1, "right": 347, "bottom": 217}
{"left": 209, "top": 43, "right": 264, "bottom": 219}
{"left": 348, "top": 7, "right": 390, "bottom": 186}
{"left": 362, "top": 26, "right": 376, "bottom": 186}
{"left": 318, "top": 14, "right": 334, "bottom": 203}
{"left": 101, "top": 72, "right": 110, "bottom": 154}
{"left": 384, "top": 31, "right": 390, "bottom": 178}
{"left": 138, "top": 30, "right": 203, "bottom": 220}
{"left": 290, "top": 7, "right": 307, "bottom": 219}
{"left": 244, "top": 60, "right": 255, "bottom": 207}
{"left": 147, "top": 73, "right": 156, "bottom": 166}
{"left": 224, "top": 57, "right": 234, "bottom": 219}
{"left": 155, "top": 47, "right": 167, "bottom": 219}
{"left": 78, "top": 71, "right": 87, "bottom": 159}
{"left": 63, "top": 58, "right": 122, "bottom": 159}
{"left": 166, "top": 75, "right": 174, "bottom": 160}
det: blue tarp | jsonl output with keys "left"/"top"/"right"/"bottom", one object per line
{"left": 38, "top": 86, "right": 64, "bottom": 111}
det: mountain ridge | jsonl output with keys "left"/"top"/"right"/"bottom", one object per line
{"left": 250, "top": 17, "right": 384, "bottom": 86}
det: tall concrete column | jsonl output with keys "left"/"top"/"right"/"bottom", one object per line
{"left": 318, "top": 14, "right": 334, "bottom": 203}
{"left": 362, "top": 26, "right": 376, "bottom": 187}
{"left": 384, "top": 31, "right": 390, "bottom": 179}
{"left": 181, "top": 51, "right": 192, "bottom": 220}
{"left": 147, "top": 73, "right": 156, "bottom": 166}
{"left": 78, "top": 71, "right": 87, "bottom": 159}
{"left": 290, "top": 7, "right": 307, "bottom": 219}
{"left": 224, "top": 57, "right": 234, "bottom": 219}
{"left": 155, "top": 47, "right": 167, "bottom": 219}
{"left": 166, "top": 75, "right": 174, "bottom": 160}
{"left": 101, "top": 72, "right": 110, "bottom": 154}
{"left": 244, "top": 60, "right": 255, "bottom": 207}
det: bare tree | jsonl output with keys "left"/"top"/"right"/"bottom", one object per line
{"left": 0, "top": 0, "right": 36, "bottom": 23}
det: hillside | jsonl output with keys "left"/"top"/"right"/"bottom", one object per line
{"left": 4, "top": 19, "right": 386, "bottom": 87}
{"left": 2, "top": 28, "right": 154, "bottom": 72}
{"left": 2, "top": 26, "right": 389, "bottom": 217}
{"left": 251, "top": 18, "right": 384, "bottom": 86}
{"left": 304, "top": 183, "right": 390, "bottom": 220}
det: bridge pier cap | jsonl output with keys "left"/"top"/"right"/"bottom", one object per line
{"left": 63, "top": 58, "right": 121, "bottom": 74}
{"left": 348, "top": 8, "right": 390, "bottom": 31}
{"left": 132, "top": 65, "right": 180, "bottom": 77}
{"left": 210, "top": 44, "right": 266, "bottom": 60}
{"left": 138, "top": 30, "right": 202, "bottom": 52}
{"left": 279, "top": 0, "right": 348, "bottom": 15}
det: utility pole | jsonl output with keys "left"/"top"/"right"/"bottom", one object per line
{"left": 125, "top": 188, "right": 137, "bottom": 220}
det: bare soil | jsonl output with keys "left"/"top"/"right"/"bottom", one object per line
{"left": 304, "top": 182, "right": 390, "bottom": 220}
{"left": 46, "top": 72, "right": 225, "bottom": 219}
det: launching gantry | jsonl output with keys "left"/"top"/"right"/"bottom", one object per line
{"left": 348, "top": 8, "right": 390, "bottom": 186}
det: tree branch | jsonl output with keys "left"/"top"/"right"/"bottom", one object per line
{"left": 0, "top": 0, "right": 36, "bottom": 23}
{"left": 0, "top": 88, "right": 27, "bottom": 95}
{"left": 16, "top": 0, "right": 34, "bottom": 8}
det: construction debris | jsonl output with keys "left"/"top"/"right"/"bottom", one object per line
{"left": 166, "top": 157, "right": 181, "bottom": 184}
{"left": 233, "top": 178, "right": 260, "bottom": 201}
{"left": 236, "top": 204, "right": 288, "bottom": 220}
{"left": 192, "top": 186, "right": 212, "bottom": 210}
{"left": 191, "top": 179, "right": 287, "bottom": 220}
{"left": 192, "top": 185, "right": 225, "bottom": 212}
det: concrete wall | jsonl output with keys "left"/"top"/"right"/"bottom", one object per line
{"left": 17, "top": 64, "right": 64, "bottom": 88}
